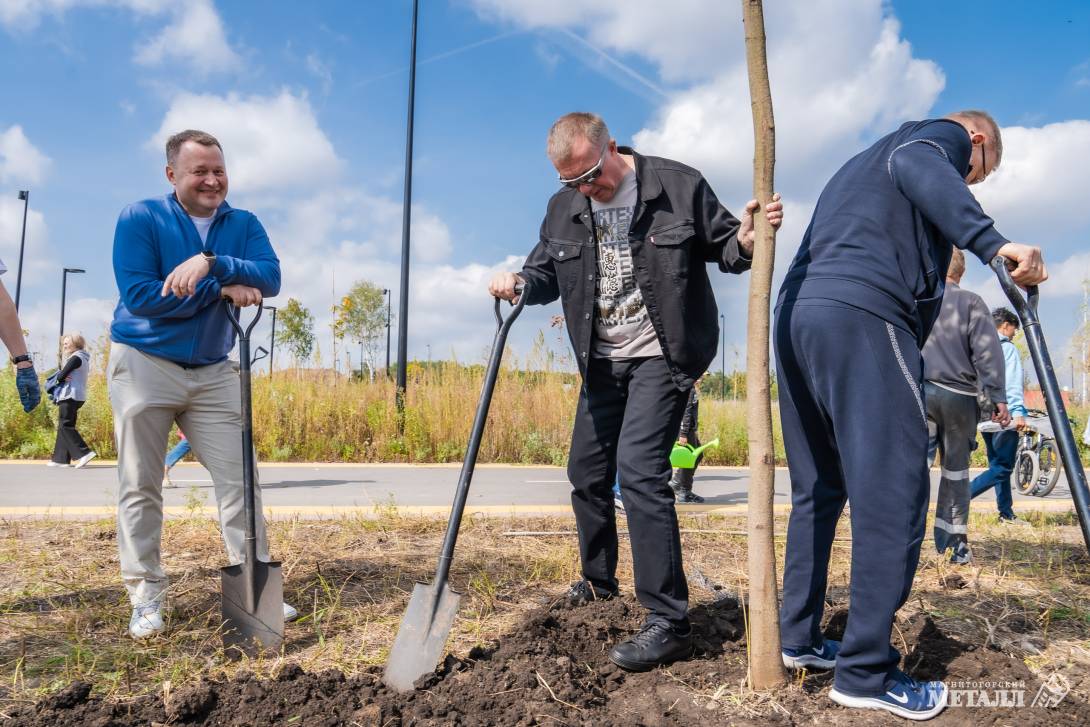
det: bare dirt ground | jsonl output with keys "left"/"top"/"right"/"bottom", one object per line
{"left": 1, "top": 505, "right": 1088, "bottom": 725}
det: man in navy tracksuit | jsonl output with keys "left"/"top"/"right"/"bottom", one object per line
{"left": 775, "top": 111, "right": 1047, "bottom": 720}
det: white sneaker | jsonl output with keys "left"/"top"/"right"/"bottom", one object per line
{"left": 46, "top": 461, "right": 70, "bottom": 468}
{"left": 283, "top": 602, "right": 299, "bottom": 622}
{"left": 129, "top": 601, "right": 166, "bottom": 639}
{"left": 74, "top": 451, "right": 97, "bottom": 469}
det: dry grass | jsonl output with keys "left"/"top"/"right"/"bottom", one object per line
{"left": 2, "top": 362, "right": 1086, "bottom": 466}
{"left": 1, "top": 504, "right": 1089, "bottom": 712}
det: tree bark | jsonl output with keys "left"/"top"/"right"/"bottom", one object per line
{"left": 741, "top": 0, "right": 786, "bottom": 690}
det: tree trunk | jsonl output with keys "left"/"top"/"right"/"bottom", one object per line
{"left": 741, "top": 0, "right": 786, "bottom": 690}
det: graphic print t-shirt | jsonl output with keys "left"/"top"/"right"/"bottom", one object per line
{"left": 590, "top": 168, "right": 662, "bottom": 358}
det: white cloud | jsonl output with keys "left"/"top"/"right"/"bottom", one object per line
{"left": 305, "top": 53, "right": 333, "bottom": 95}
{"left": 470, "top": 0, "right": 739, "bottom": 84}
{"left": 0, "top": 125, "right": 51, "bottom": 186}
{"left": 971, "top": 121, "right": 1090, "bottom": 244}
{"left": 133, "top": 0, "right": 241, "bottom": 75}
{"left": 0, "top": 0, "right": 156, "bottom": 29}
{"left": 634, "top": 15, "right": 943, "bottom": 205}
{"left": 149, "top": 90, "right": 341, "bottom": 195}
{"left": 0, "top": 0, "right": 239, "bottom": 77}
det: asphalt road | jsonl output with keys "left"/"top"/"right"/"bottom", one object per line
{"left": 0, "top": 461, "right": 1077, "bottom": 518}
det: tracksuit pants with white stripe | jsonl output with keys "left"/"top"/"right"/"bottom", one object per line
{"left": 775, "top": 300, "right": 930, "bottom": 698}
{"left": 925, "top": 382, "right": 977, "bottom": 560}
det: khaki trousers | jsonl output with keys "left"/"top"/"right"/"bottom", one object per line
{"left": 108, "top": 342, "right": 270, "bottom": 606}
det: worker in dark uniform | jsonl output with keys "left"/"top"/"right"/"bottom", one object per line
{"left": 775, "top": 110, "right": 1046, "bottom": 720}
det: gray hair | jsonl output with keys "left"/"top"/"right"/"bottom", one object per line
{"left": 547, "top": 112, "right": 610, "bottom": 164}
{"left": 166, "top": 129, "right": 223, "bottom": 168}
{"left": 947, "top": 110, "right": 1003, "bottom": 167}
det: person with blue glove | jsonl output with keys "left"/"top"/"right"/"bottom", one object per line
{"left": 0, "top": 257, "right": 40, "bottom": 413}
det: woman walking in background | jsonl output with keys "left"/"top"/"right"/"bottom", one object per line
{"left": 49, "top": 334, "right": 96, "bottom": 468}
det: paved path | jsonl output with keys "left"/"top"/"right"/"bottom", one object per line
{"left": 0, "top": 461, "right": 1077, "bottom": 518}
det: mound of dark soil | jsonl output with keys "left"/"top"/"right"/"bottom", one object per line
{"left": 7, "top": 597, "right": 1088, "bottom": 726}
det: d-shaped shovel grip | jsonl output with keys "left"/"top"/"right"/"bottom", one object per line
{"left": 494, "top": 282, "right": 528, "bottom": 328}
{"left": 223, "top": 297, "right": 264, "bottom": 341}
{"left": 990, "top": 256, "right": 1040, "bottom": 324}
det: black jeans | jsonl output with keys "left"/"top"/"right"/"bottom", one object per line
{"left": 53, "top": 399, "right": 92, "bottom": 464}
{"left": 567, "top": 355, "right": 691, "bottom": 626}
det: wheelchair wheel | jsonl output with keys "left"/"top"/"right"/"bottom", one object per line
{"left": 1033, "top": 439, "right": 1062, "bottom": 497}
{"left": 1015, "top": 449, "right": 1038, "bottom": 495}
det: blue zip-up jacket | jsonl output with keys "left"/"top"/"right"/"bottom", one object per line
{"left": 999, "top": 335, "right": 1027, "bottom": 417}
{"left": 779, "top": 119, "right": 1008, "bottom": 345}
{"left": 110, "top": 194, "right": 281, "bottom": 365}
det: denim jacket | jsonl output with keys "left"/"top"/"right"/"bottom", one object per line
{"left": 518, "top": 147, "right": 751, "bottom": 389}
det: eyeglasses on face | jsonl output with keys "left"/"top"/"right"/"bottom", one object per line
{"left": 558, "top": 143, "right": 610, "bottom": 189}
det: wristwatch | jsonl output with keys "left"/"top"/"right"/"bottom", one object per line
{"left": 10, "top": 354, "right": 31, "bottom": 366}
{"left": 201, "top": 250, "right": 217, "bottom": 268}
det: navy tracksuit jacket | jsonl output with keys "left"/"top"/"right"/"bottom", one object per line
{"left": 776, "top": 119, "right": 1007, "bottom": 697}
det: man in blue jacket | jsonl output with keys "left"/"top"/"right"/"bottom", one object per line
{"left": 108, "top": 129, "right": 295, "bottom": 639}
{"left": 775, "top": 111, "right": 1046, "bottom": 720}
{"left": 970, "top": 307, "right": 1029, "bottom": 521}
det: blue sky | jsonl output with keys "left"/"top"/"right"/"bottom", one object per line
{"left": 1, "top": 0, "right": 1088, "bottom": 391}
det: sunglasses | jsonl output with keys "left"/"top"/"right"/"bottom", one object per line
{"left": 558, "top": 144, "right": 609, "bottom": 189}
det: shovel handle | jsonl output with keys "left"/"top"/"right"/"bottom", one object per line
{"left": 433, "top": 281, "right": 531, "bottom": 587}
{"left": 223, "top": 298, "right": 265, "bottom": 341}
{"left": 990, "top": 256, "right": 1040, "bottom": 322}
{"left": 990, "top": 255, "right": 1090, "bottom": 555}
{"left": 494, "top": 283, "right": 527, "bottom": 327}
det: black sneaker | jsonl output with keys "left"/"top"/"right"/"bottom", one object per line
{"left": 566, "top": 580, "right": 618, "bottom": 606}
{"left": 608, "top": 621, "right": 693, "bottom": 672}
{"left": 672, "top": 486, "right": 705, "bottom": 504}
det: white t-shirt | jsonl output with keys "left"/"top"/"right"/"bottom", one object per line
{"left": 190, "top": 214, "right": 214, "bottom": 244}
{"left": 590, "top": 168, "right": 662, "bottom": 359}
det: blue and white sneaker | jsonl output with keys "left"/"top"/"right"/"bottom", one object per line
{"left": 829, "top": 670, "right": 948, "bottom": 721}
{"left": 781, "top": 639, "right": 840, "bottom": 670}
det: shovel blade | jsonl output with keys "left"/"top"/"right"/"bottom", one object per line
{"left": 220, "top": 560, "right": 284, "bottom": 659}
{"left": 383, "top": 581, "right": 462, "bottom": 692}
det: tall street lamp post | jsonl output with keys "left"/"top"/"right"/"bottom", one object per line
{"left": 396, "top": 0, "right": 420, "bottom": 420}
{"left": 720, "top": 313, "right": 726, "bottom": 400}
{"left": 384, "top": 288, "right": 392, "bottom": 377}
{"left": 15, "top": 190, "right": 29, "bottom": 311}
{"left": 59, "top": 267, "right": 85, "bottom": 366}
{"left": 263, "top": 305, "right": 277, "bottom": 379}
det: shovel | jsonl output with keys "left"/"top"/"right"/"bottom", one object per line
{"left": 383, "top": 284, "right": 528, "bottom": 692}
{"left": 670, "top": 438, "right": 720, "bottom": 469}
{"left": 220, "top": 300, "right": 284, "bottom": 657}
{"left": 991, "top": 256, "right": 1090, "bottom": 555}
